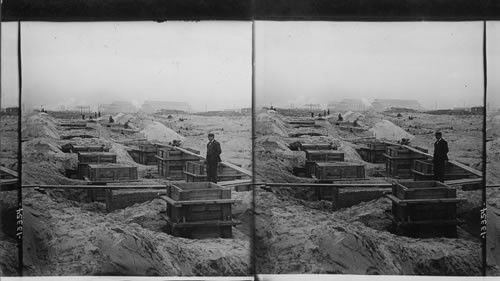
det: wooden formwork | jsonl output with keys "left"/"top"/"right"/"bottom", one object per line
{"left": 313, "top": 162, "right": 365, "bottom": 180}
{"left": 85, "top": 164, "right": 138, "bottom": 182}
{"left": 305, "top": 150, "right": 344, "bottom": 162}
{"left": 300, "top": 143, "right": 336, "bottom": 151}
{"left": 69, "top": 145, "right": 108, "bottom": 153}
{"left": 129, "top": 144, "right": 160, "bottom": 165}
{"left": 156, "top": 147, "right": 201, "bottom": 180}
{"left": 386, "top": 180, "right": 462, "bottom": 238}
{"left": 412, "top": 159, "right": 476, "bottom": 181}
{"left": 184, "top": 161, "right": 246, "bottom": 182}
{"left": 383, "top": 146, "right": 427, "bottom": 178}
{"left": 105, "top": 189, "right": 162, "bottom": 212}
{"left": 78, "top": 152, "right": 117, "bottom": 164}
{"left": 162, "top": 182, "right": 240, "bottom": 239}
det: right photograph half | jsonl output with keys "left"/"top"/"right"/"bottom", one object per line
{"left": 254, "top": 21, "right": 485, "bottom": 275}
{"left": 487, "top": 20, "right": 500, "bottom": 276}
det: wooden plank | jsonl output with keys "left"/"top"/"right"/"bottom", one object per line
{"left": 0, "top": 166, "right": 18, "bottom": 178}
{"left": 167, "top": 219, "right": 241, "bottom": 228}
{"left": 445, "top": 178, "right": 483, "bottom": 186}
{"left": 261, "top": 182, "right": 392, "bottom": 188}
{"left": 386, "top": 194, "right": 463, "bottom": 205}
{"left": 218, "top": 179, "right": 252, "bottom": 187}
{"left": 26, "top": 184, "right": 165, "bottom": 190}
{"left": 160, "top": 195, "right": 239, "bottom": 207}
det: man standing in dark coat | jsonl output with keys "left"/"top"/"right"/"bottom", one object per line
{"left": 433, "top": 131, "right": 449, "bottom": 182}
{"left": 206, "top": 133, "right": 222, "bottom": 183}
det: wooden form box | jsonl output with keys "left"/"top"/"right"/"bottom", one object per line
{"left": 387, "top": 180, "right": 462, "bottom": 238}
{"left": 386, "top": 146, "right": 412, "bottom": 158}
{"left": 300, "top": 143, "right": 336, "bottom": 151}
{"left": 366, "top": 142, "right": 387, "bottom": 151}
{"left": 412, "top": 160, "right": 476, "bottom": 181}
{"left": 86, "top": 164, "right": 138, "bottom": 182}
{"left": 105, "top": 189, "right": 161, "bottom": 212}
{"left": 184, "top": 161, "right": 245, "bottom": 182}
{"left": 384, "top": 153, "right": 427, "bottom": 179}
{"left": 164, "top": 182, "right": 239, "bottom": 238}
{"left": 157, "top": 147, "right": 200, "bottom": 160}
{"left": 305, "top": 150, "right": 344, "bottom": 162}
{"left": 70, "top": 145, "right": 108, "bottom": 153}
{"left": 78, "top": 152, "right": 117, "bottom": 164}
{"left": 314, "top": 162, "right": 365, "bottom": 180}
{"left": 156, "top": 147, "right": 201, "bottom": 180}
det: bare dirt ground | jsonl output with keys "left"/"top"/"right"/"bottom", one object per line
{"left": 255, "top": 109, "right": 483, "bottom": 275}
{"left": 487, "top": 110, "right": 500, "bottom": 275}
{"left": 17, "top": 111, "right": 252, "bottom": 276}
{"left": 0, "top": 115, "right": 19, "bottom": 276}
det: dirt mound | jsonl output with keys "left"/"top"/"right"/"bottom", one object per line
{"left": 23, "top": 191, "right": 251, "bottom": 276}
{"left": 487, "top": 138, "right": 500, "bottom": 184}
{"left": 343, "top": 111, "right": 365, "bottom": 123}
{"left": 369, "top": 120, "right": 415, "bottom": 141}
{"left": 22, "top": 113, "right": 60, "bottom": 139}
{"left": 255, "top": 190, "right": 481, "bottom": 275}
{"left": 140, "top": 121, "right": 185, "bottom": 144}
{"left": 256, "top": 112, "right": 288, "bottom": 137}
{"left": 113, "top": 113, "right": 135, "bottom": 125}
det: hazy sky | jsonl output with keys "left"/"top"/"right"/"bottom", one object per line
{"left": 255, "top": 21, "right": 488, "bottom": 110}
{"left": 1, "top": 21, "right": 252, "bottom": 111}
{"left": 488, "top": 21, "right": 500, "bottom": 110}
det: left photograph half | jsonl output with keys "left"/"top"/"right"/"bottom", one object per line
{"left": 2, "top": 21, "right": 253, "bottom": 276}
{"left": 0, "top": 23, "right": 21, "bottom": 276}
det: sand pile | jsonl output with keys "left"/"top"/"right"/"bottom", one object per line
{"left": 256, "top": 113, "right": 288, "bottom": 137}
{"left": 113, "top": 113, "right": 135, "bottom": 125}
{"left": 369, "top": 120, "right": 415, "bottom": 141}
{"left": 487, "top": 138, "right": 500, "bottom": 184}
{"left": 343, "top": 111, "right": 365, "bottom": 123}
{"left": 255, "top": 190, "right": 481, "bottom": 275}
{"left": 140, "top": 121, "right": 185, "bottom": 144}
{"left": 23, "top": 191, "right": 251, "bottom": 276}
{"left": 22, "top": 113, "right": 60, "bottom": 139}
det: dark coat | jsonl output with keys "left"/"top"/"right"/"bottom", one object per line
{"left": 206, "top": 139, "right": 222, "bottom": 163}
{"left": 433, "top": 138, "right": 449, "bottom": 163}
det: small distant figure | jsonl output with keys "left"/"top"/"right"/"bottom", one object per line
{"left": 311, "top": 112, "right": 314, "bottom": 118}
{"left": 327, "top": 109, "right": 330, "bottom": 115}
{"left": 98, "top": 111, "right": 101, "bottom": 118}
{"left": 338, "top": 113, "right": 343, "bottom": 121}
{"left": 318, "top": 113, "right": 322, "bottom": 118}
{"left": 206, "top": 133, "right": 222, "bottom": 183}
{"left": 433, "top": 131, "right": 449, "bottom": 182}
{"left": 82, "top": 114, "right": 85, "bottom": 120}
{"left": 109, "top": 116, "right": 114, "bottom": 123}
{"left": 94, "top": 112, "right": 97, "bottom": 118}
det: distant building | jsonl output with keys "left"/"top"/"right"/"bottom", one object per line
{"left": 240, "top": 108, "right": 252, "bottom": 115}
{"left": 98, "top": 101, "right": 136, "bottom": 114}
{"left": 5, "top": 107, "right": 19, "bottom": 115}
{"left": 328, "top": 99, "right": 367, "bottom": 112}
{"left": 371, "top": 99, "right": 424, "bottom": 112}
{"left": 470, "top": 106, "right": 484, "bottom": 115}
{"left": 141, "top": 101, "right": 192, "bottom": 114}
